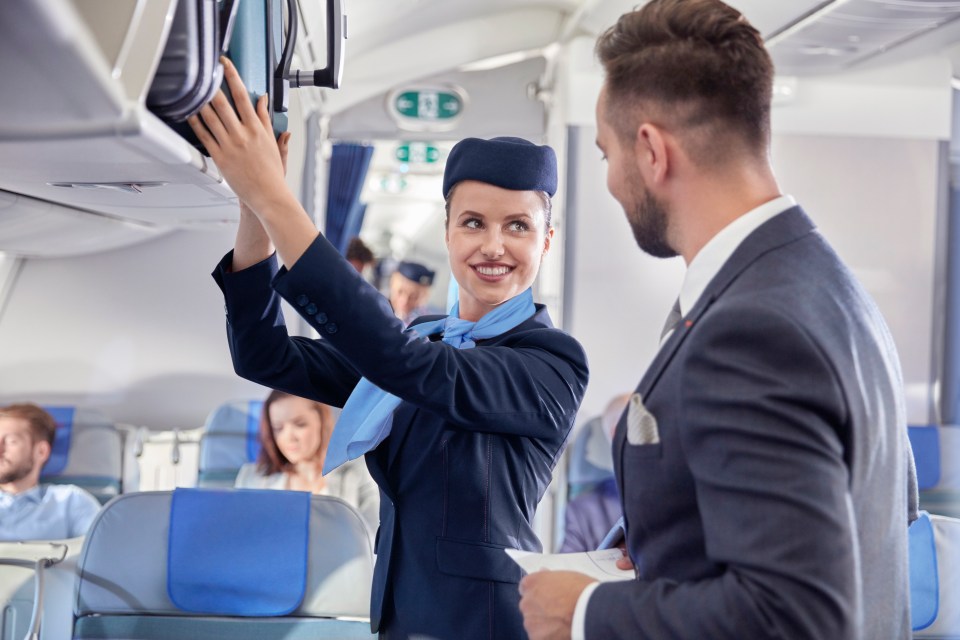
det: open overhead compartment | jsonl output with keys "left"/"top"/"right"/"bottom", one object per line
{"left": 0, "top": 0, "right": 341, "bottom": 257}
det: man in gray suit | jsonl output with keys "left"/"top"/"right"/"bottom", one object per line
{"left": 518, "top": 0, "right": 918, "bottom": 638}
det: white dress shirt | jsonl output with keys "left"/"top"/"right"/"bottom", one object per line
{"left": 571, "top": 194, "right": 797, "bottom": 639}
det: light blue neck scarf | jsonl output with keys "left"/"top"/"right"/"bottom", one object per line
{"left": 323, "top": 288, "right": 536, "bottom": 474}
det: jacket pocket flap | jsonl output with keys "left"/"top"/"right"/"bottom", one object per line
{"left": 436, "top": 537, "right": 523, "bottom": 584}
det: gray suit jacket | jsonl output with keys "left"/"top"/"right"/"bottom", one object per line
{"left": 586, "top": 207, "right": 918, "bottom": 639}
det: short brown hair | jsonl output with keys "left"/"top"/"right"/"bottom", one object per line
{"left": 256, "top": 390, "right": 333, "bottom": 475}
{"left": 596, "top": 0, "right": 773, "bottom": 164}
{"left": 0, "top": 403, "right": 57, "bottom": 447}
{"left": 345, "top": 237, "right": 374, "bottom": 265}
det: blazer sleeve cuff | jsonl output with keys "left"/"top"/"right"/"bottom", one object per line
{"left": 211, "top": 250, "right": 279, "bottom": 294}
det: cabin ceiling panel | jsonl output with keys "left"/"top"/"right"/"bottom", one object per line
{"left": 572, "top": 0, "right": 960, "bottom": 75}
{"left": 340, "top": 0, "right": 577, "bottom": 55}
{"left": 329, "top": 57, "right": 549, "bottom": 141}
{"left": 323, "top": 9, "right": 565, "bottom": 115}
{"left": 579, "top": 0, "right": 829, "bottom": 39}
{"left": 768, "top": 0, "right": 960, "bottom": 74}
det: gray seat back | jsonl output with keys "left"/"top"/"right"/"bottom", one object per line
{"left": 40, "top": 406, "right": 122, "bottom": 504}
{"left": 75, "top": 491, "right": 373, "bottom": 620}
{"left": 197, "top": 400, "right": 263, "bottom": 487}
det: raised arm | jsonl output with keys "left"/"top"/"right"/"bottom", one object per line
{"left": 187, "top": 58, "right": 317, "bottom": 270}
{"left": 231, "top": 131, "right": 290, "bottom": 272}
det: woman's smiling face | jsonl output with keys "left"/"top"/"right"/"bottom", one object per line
{"left": 445, "top": 180, "right": 553, "bottom": 322}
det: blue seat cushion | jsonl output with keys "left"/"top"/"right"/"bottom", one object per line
{"left": 40, "top": 405, "right": 74, "bottom": 476}
{"left": 167, "top": 488, "right": 310, "bottom": 616}
{"left": 908, "top": 425, "right": 942, "bottom": 490}
{"left": 909, "top": 511, "right": 939, "bottom": 631}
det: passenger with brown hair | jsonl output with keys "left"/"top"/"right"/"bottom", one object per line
{"left": 0, "top": 403, "right": 100, "bottom": 540}
{"left": 519, "top": 1, "right": 916, "bottom": 638}
{"left": 345, "top": 236, "right": 375, "bottom": 274}
{"left": 234, "top": 390, "right": 379, "bottom": 531}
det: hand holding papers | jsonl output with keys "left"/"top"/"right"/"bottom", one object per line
{"left": 506, "top": 547, "right": 634, "bottom": 582}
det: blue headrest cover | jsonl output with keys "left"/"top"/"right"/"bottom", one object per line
{"left": 908, "top": 425, "right": 941, "bottom": 490}
{"left": 168, "top": 488, "right": 311, "bottom": 616}
{"left": 909, "top": 511, "right": 939, "bottom": 631}
{"left": 246, "top": 400, "right": 264, "bottom": 463}
{"left": 40, "top": 406, "right": 74, "bottom": 477}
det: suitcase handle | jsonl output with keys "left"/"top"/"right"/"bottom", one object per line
{"left": 287, "top": 0, "right": 345, "bottom": 90}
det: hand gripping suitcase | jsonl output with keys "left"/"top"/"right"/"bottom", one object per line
{"left": 146, "top": 0, "right": 239, "bottom": 122}
{"left": 147, "top": 0, "right": 292, "bottom": 155}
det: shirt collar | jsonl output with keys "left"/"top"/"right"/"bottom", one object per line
{"left": 0, "top": 484, "right": 44, "bottom": 504}
{"left": 679, "top": 195, "right": 796, "bottom": 315}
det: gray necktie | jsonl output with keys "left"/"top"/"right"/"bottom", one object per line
{"left": 660, "top": 298, "right": 682, "bottom": 341}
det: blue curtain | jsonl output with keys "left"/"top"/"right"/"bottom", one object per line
{"left": 325, "top": 143, "right": 374, "bottom": 254}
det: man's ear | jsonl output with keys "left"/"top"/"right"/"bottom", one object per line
{"left": 635, "top": 123, "right": 670, "bottom": 186}
{"left": 33, "top": 439, "right": 51, "bottom": 466}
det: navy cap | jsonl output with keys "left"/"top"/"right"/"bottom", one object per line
{"left": 396, "top": 261, "right": 435, "bottom": 286}
{"left": 442, "top": 136, "right": 558, "bottom": 198}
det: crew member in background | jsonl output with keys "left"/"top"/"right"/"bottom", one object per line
{"left": 389, "top": 260, "right": 438, "bottom": 325}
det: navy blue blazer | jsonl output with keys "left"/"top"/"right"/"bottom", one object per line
{"left": 213, "top": 235, "right": 588, "bottom": 640}
{"left": 586, "top": 207, "right": 917, "bottom": 639}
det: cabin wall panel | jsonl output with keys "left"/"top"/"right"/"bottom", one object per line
{"left": 565, "top": 126, "right": 941, "bottom": 425}
{"left": 771, "top": 134, "right": 942, "bottom": 423}
{"left": 0, "top": 228, "right": 267, "bottom": 429}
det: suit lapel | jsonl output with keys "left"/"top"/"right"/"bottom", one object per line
{"left": 616, "top": 207, "right": 816, "bottom": 482}
{"left": 635, "top": 206, "right": 814, "bottom": 400}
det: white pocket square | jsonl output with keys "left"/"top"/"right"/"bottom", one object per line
{"left": 627, "top": 393, "right": 660, "bottom": 445}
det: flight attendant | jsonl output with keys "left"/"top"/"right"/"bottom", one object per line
{"left": 193, "top": 58, "right": 588, "bottom": 640}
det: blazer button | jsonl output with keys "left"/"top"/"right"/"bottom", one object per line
{"left": 314, "top": 312, "right": 328, "bottom": 324}
{"left": 296, "top": 295, "right": 309, "bottom": 307}
{"left": 325, "top": 323, "right": 338, "bottom": 334}
{"left": 305, "top": 303, "right": 318, "bottom": 315}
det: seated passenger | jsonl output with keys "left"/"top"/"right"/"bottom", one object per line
{"left": 345, "top": 236, "right": 376, "bottom": 274}
{"left": 235, "top": 390, "right": 380, "bottom": 531}
{"left": 560, "top": 393, "right": 630, "bottom": 552}
{"left": 0, "top": 403, "right": 101, "bottom": 540}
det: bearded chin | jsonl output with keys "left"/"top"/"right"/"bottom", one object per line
{"left": 0, "top": 460, "right": 34, "bottom": 485}
{"left": 630, "top": 191, "right": 678, "bottom": 259}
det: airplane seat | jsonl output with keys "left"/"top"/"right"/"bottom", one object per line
{"left": 72, "top": 489, "right": 376, "bottom": 640}
{"left": 567, "top": 415, "right": 615, "bottom": 500}
{"left": 39, "top": 406, "right": 122, "bottom": 505}
{"left": 910, "top": 511, "right": 960, "bottom": 638}
{"left": 0, "top": 539, "right": 84, "bottom": 640}
{"left": 910, "top": 425, "right": 960, "bottom": 519}
{"left": 197, "top": 400, "right": 264, "bottom": 488}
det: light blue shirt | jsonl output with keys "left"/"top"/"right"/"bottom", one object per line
{"left": 0, "top": 484, "right": 101, "bottom": 540}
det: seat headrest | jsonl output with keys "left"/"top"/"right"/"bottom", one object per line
{"left": 909, "top": 426, "right": 941, "bottom": 490}
{"left": 76, "top": 491, "right": 373, "bottom": 619}
{"left": 39, "top": 406, "right": 121, "bottom": 502}
{"left": 568, "top": 416, "right": 614, "bottom": 486}
{"left": 199, "top": 400, "right": 264, "bottom": 472}
{"left": 910, "top": 511, "right": 939, "bottom": 631}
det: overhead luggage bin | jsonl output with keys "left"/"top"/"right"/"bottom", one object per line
{"left": 0, "top": 0, "right": 344, "bottom": 255}
{"left": 0, "top": 0, "right": 237, "bottom": 236}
